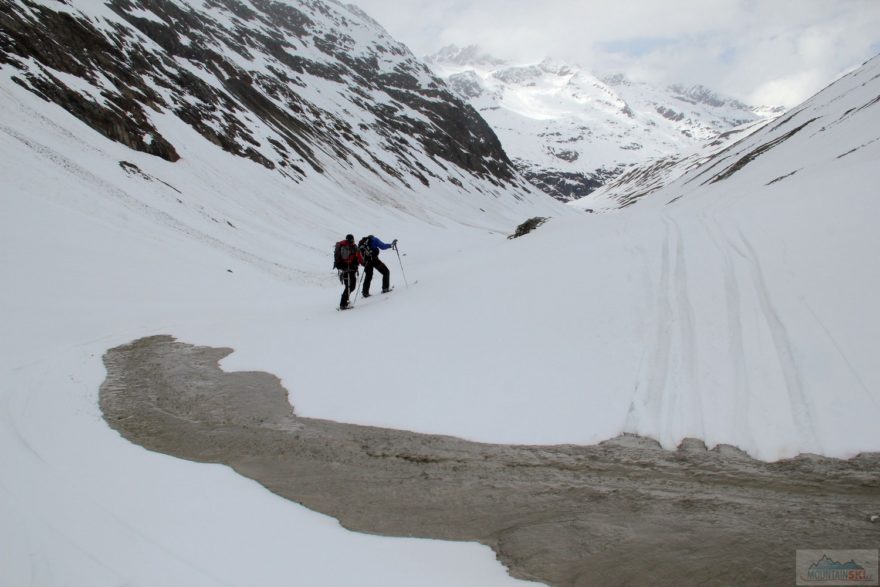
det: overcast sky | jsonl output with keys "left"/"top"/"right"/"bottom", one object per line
{"left": 348, "top": 0, "right": 880, "bottom": 107}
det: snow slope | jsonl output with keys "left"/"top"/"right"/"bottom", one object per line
{"left": 0, "top": 62, "right": 558, "bottom": 587}
{"left": 3, "top": 3, "right": 880, "bottom": 586}
{"left": 569, "top": 54, "right": 880, "bottom": 457}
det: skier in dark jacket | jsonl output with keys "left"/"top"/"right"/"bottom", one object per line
{"left": 334, "top": 234, "right": 364, "bottom": 309}
{"left": 359, "top": 234, "right": 397, "bottom": 297}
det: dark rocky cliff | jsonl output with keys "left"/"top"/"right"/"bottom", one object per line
{"left": 0, "top": 0, "right": 519, "bottom": 188}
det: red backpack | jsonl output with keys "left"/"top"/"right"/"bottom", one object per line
{"left": 334, "top": 240, "right": 357, "bottom": 268}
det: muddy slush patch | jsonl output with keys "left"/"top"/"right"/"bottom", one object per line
{"left": 100, "top": 336, "right": 880, "bottom": 586}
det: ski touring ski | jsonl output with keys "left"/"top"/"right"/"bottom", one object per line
{"left": 337, "top": 284, "right": 408, "bottom": 312}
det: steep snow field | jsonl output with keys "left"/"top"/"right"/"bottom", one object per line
{"left": 3, "top": 30, "right": 880, "bottom": 587}
{"left": 0, "top": 76, "right": 555, "bottom": 586}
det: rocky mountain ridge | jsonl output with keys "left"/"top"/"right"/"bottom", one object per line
{"left": 0, "top": 1, "right": 529, "bottom": 193}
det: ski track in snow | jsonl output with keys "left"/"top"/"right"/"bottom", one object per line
{"left": 1, "top": 390, "right": 46, "bottom": 465}
{"left": 625, "top": 205, "right": 850, "bottom": 455}
{"left": 726, "top": 225, "right": 821, "bottom": 453}
{"left": 626, "top": 219, "right": 671, "bottom": 435}
{"left": 670, "top": 216, "right": 701, "bottom": 439}
{"left": 30, "top": 429, "right": 274, "bottom": 586}
{"left": 703, "top": 216, "right": 752, "bottom": 450}
{"left": 801, "top": 298, "right": 880, "bottom": 411}
{"left": 628, "top": 213, "right": 704, "bottom": 445}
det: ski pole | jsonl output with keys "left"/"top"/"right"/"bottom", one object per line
{"left": 351, "top": 269, "right": 365, "bottom": 307}
{"left": 393, "top": 243, "right": 409, "bottom": 288}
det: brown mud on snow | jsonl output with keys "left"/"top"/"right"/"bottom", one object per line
{"left": 100, "top": 335, "right": 880, "bottom": 587}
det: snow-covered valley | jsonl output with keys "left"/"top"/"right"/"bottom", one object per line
{"left": 2, "top": 0, "right": 880, "bottom": 585}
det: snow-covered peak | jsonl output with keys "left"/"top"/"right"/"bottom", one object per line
{"left": 537, "top": 57, "right": 575, "bottom": 77}
{"left": 669, "top": 84, "right": 742, "bottom": 108}
{"left": 601, "top": 72, "right": 633, "bottom": 87}
{"left": 425, "top": 44, "right": 508, "bottom": 71}
{"left": 427, "top": 52, "right": 783, "bottom": 201}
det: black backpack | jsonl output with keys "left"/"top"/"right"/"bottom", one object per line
{"left": 358, "top": 235, "right": 373, "bottom": 260}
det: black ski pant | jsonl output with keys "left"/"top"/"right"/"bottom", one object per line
{"left": 339, "top": 269, "right": 358, "bottom": 307}
{"left": 363, "top": 256, "right": 389, "bottom": 294}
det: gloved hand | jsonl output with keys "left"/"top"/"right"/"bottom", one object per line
{"left": 392, "top": 239, "right": 398, "bottom": 247}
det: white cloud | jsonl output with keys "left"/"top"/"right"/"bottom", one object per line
{"left": 748, "top": 71, "right": 824, "bottom": 107}
{"left": 349, "top": 0, "right": 880, "bottom": 107}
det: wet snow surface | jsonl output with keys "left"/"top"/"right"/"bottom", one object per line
{"left": 99, "top": 335, "right": 880, "bottom": 587}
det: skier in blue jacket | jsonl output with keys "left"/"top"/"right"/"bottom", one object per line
{"left": 358, "top": 234, "right": 397, "bottom": 297}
